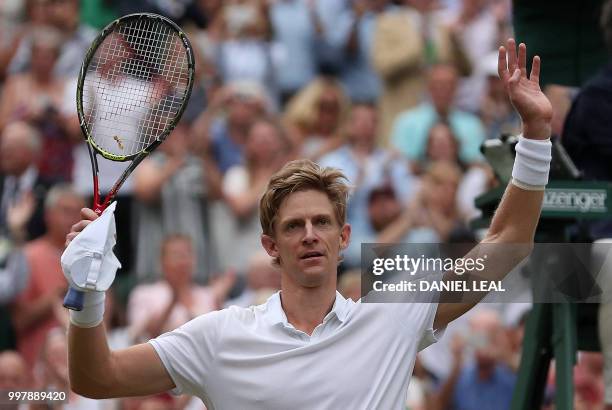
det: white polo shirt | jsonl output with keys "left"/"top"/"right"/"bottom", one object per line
{"left": 149, "top": 291, "right": 440, "bottom": 410}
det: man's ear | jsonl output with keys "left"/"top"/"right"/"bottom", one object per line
{"left": 340, "top": 223, "right": 351, "bottom": 250}
{"left": 261, "top": 234, "right": 279, "bottom": 258}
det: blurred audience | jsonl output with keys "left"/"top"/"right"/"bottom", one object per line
{"left": 371, "top": 0, "right": 471, "bottom": 143}
{"left": 319, "top": 103, "right": 415, "bottom": 239}
{"left": 213, "top": 116, "right": 290, "bottom": 273}
{"left": 415, "top": 161, "right": 466, "bottom": 242}
{"left": 216, "top": 0, "right": 276, "bottom": 104}
{"left": 268, "top": 0, "right": 319, "bottom": 104}
{"left": 0, "top": 350, "right": 31, "bottom": 410}
{"left": 8, "top": 0, "right": 96, "bottom": 78}
{"left": 422, "top": 122, "right": 492, "bottom": 220}
{"left": 11, "top": 184, "right": 83, "bottom": 367}
{"left": 0, "top": 26, "right": 75, "bottom": 183}
{"left": 566, "top": 4, "right": 612, "bottom": 409}
{"left": 127, "top": 235, "right": 233, "bottom": 341}
{"left": 434, "top": 309, "right": 516, "bottom": 410}
{"left": 32, "top": 327, "right": 117, "bottom": 410}
{"left": 446, "top": 0, "right": 506, "bottom": 113}
{"left": 391, "top": 64, "right": 485, "bottom": 168}
{"left": 328, "top": 0, "right": 389, "bottom": 103}
{"left": 478, "top": 52, "right": 521, "bottom": 140}
{"left": 134, "top": 122, "right": 216, "bottom": 283}
{"left": 193, "top": 81, "right": 268, "bottom": 174}
{"left": 1, "top": 2, "right": 605, "bottom": 407}
{"left": 0, "top": 350, "right": 30, "bottom": 389}
{"left": 284, "top": 76, "right": 350, "bottom": 160}
{"left": 0, "top": 122, "right": 47, "bottom": 242}
{"left": 226, "top": 250, "right": 280, "bottom": 307}
{"left": 337, "top": 269, "right": 361, "bottom": 302}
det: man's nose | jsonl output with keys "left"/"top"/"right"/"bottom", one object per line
{"left": 303, "top": 221, "right": 318, "bottom": 244}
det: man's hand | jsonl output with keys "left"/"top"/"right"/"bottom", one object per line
{"left": 498, "top": 38, "right": 553, "bottom": 140}
{"left": 65, "top": 208, "right": 98, "bottom": 247}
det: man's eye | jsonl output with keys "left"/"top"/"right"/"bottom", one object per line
{"left": 287, "top": 222, "right": 298, "bottom": 230}
{"left": 316, "top": 218, "right": 331, "bottom": 226}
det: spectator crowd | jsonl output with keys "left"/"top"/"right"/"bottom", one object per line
{"left": 0, "top": 0, "right": 608, "bottom": 409}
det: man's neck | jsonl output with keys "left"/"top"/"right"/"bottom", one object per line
{"left": 279, "top": 285, "right": 336, "bottom": 336}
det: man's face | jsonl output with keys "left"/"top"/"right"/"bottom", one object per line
{"left": 162, "top": 239, "right": 195, "bottom": 290}
{"left": 348, "top": 106, "right": 377, "bottom": 146}
{"left": 368, "top": 193, "right": 401, "bottom": 232}
{"left": 45, "top": 195, "right": 85, "bottom": 240}
{"left": 0, "top": 129, "right": 36, "bottom": 176}
{"left": 50, "top": 0, "right": 79, "bottom": 31}
{"left": 262, "top": 190, "right": 350, "bottom": 289}
{"left": 228, "top": 96, "right": 262, "bottom": 129}
{"left": 0, "top": 353, "right": 29, "bottom": 389}
{"left": 428, "top": 65, "right": 458, "bottom": 115}
{"left": 246, "top": 122, "right": 283, "bottom": 163}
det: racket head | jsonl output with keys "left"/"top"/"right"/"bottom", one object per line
{"left": 76, "top": 13, "right": 195, "bottom": 162}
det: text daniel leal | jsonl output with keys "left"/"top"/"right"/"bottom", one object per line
{"left": 373, "top": 280, "right": 506, "bottom": 292}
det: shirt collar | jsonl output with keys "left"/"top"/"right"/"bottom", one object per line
{"left": 264, "top": 290, "right": 350, "bottom": 327}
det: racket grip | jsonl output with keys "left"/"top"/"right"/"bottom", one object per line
{"left": 63, "top": 288, "right": 85, "bottom": 311}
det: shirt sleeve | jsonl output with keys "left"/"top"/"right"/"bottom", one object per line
{"left": 149, "top": 310, "right": 224, "bottom": 397}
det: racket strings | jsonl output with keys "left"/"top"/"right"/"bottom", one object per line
{"left": 82, "top": 16, "right": 190, "bottom": 158}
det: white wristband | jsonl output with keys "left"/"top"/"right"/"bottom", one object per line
{"left": 511, "top": 135, "right": 552, "bottom": 189}
{"left": 69, "top": 291, "right": 105, "bottom": 328}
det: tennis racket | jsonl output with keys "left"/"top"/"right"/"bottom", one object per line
{"left": 63, "top": 13, "right": 195, "bottom": 310}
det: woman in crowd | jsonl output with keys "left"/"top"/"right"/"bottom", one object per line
{"left": 284, "top": 76, "right": 351, "bottom": 160}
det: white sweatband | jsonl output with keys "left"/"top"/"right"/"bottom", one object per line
{"left": 69, "top": 291, "right": 105, "bottom": 328}
{"left": 511, "top": 135, "right": 552, "bottom": 190}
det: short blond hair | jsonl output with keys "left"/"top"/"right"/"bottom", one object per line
{"left": 259, "top": 159, "right": 349, "bottom": 236}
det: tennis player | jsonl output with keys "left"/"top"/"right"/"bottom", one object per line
{"left": 65, "top": 39, "right": 553, "bottom": 409}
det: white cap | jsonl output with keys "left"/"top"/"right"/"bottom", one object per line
{"left": 61, "top": 202, "right": 121, "bottom": 292}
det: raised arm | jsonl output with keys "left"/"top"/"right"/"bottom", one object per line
{"left": 434, "top": 39, "right": 553, "bottom": 329}
{"left": 69, "top": 323, "right": 174, "bottom": 398}
{"left": 65, "top": 209, "right": 175, "bottom": 398}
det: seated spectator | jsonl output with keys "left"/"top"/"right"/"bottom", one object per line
{"left": 216, "top": 0, "right": 276, "bottom": 102}
{"left": 11, "top": 184, "right": 84, "bottom": 367}
{"left": 327, "top": 0, "right": 389, "bottom": 103}
{"left": 344, "top": 183, "right": 439, "bottom": 269}
{"left": 574, "top": 352, "right": 605, "bottom": 409}
{"left": 127, "top": 235, "right": 231, "bottom": 341}
{"left": 192, "top": 81, "right": 268, "bottom": 175}
{"left": 268, "top": 0, "right": 319, "bottom": 104}
{"left": 225, "top": 250, "right": 280, "bottom": 308}
{"left": 435, "top": 309, "right": 516, "bottom": 410}
{"left": 8, "top": 0, "right": 96, "bottom": 78}
{"left": 319, "top": 103, "right": 415, "bottom": 237}
{"left": 35, "top": 327, "right": 115, "bottom": 409}
{"left": 337, "top": 269, "right": 362, "bottom": 302}
{"left": 213, "top": 116, "right": 291, "bottom": 273}
{"left": 479, "top": 52, "right": 521, "bottom": 140}
{"left": 416, "top": 161, "right": 466, "bottom": 241}
{"left": 0, "top": 122, "right": 48, "bottom": 242}
{"left": 0, "top": 26, "right": 75, "bottom": 183}
{"left": 133, "top": 122, "right": 216, "bottom": 283}
{"left": 284, "top": 76, "right": 350, "bottom": 160}
{"left": 0, "top": 350, "right": 31, "bottom": 410}
{"left": 371, "top": 0, "right": 472, "bottom": 143}
{"left": 391, "top": 64, "right": 486, "bottom": 166}
{"left": 0, "top": 350, "right": 31, "bottom": 390}
{"left": 447, "top": 0, "right": 504, "bottom": 113}
{"left": 0, "top": 247, "right": 29, "bottom": 306}
{"left": 422, "top": 122, "right": 492, "bottom": 220}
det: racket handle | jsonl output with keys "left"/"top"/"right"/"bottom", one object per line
{"left": 63, "top": 288, "right": 85, "bottom": 311}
